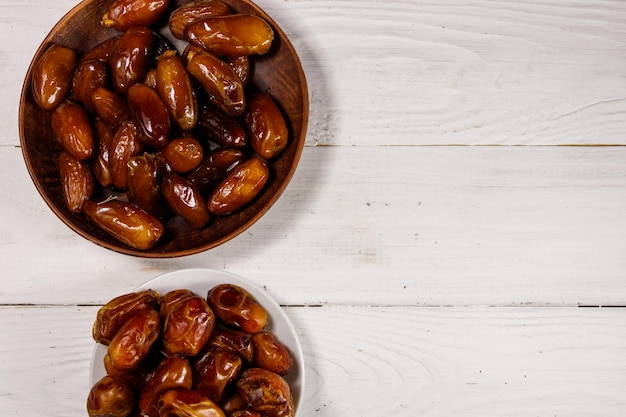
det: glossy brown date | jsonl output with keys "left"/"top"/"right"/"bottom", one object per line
{"left": 184, "top": 15, "right": 274, "bottom": 56}
{"left": 244, "top": 92, "right": 289, "bottom": 160}
{"left": 127, "top": 83, "right": 171, "bottom": 148}
{"left": 224, "top": 55, "right": 250, "bottom": 86}
{"left": 220, "top": 392, "right": 246, "bottom": 415}
{"left": 236, "top": 368, "right": 294, "bottom": 417}
{"left": 162, "top": 137, "right": 204, "bottom": 173}
{"left": 58, "top": 151, "right": 94, "bottom": 213}
{"left": 83, "top": 199, "right": 164, "bottom": 250}
{"left": 207, "top": 327, "right": 253, "bottom": 364}
{"left": 139, "top": 357, "right": 194, "bottom": 417}
{"left": 51, "top": 99, "right": 94, "bottom": 161}
{"left": 207, "top": 157, "right": 269, "bottom": 216}
{"left": 109, "top": 26, "right": 155, "bottom": 94}
{"left": 144, "top": 68, "right": 158, "bottom": 89}
{"left": 157, "top": 389, "right": 225, "bottom": 417}
{"left": 109, "top": 120, "right": 145, "bottom": 190}
{"left": 197, "top": 106, "right": 247, "bottom": 149}
{"left": 251, "top": 332, "right": 293, "bottom": 376}
{"left": 127, "top": 153, "right": 170, "bottom": 218}
{"left": 168, "top": 0, "right": 232, "bottom": 40}
{"left": 186, "top": 50, "right": 245, "bottom": 117}
{"left": 187, "top": 148, "right": 246, "bottom": 196}
{"left": 106, "top": 308, "right": 161, "bottom": 372}
{"left": 91, "top": 87, "right": 131, "bottom": 130}
{"left": 156, "top": 51, "right": 198, "bottom": 131}
{"left": 92, "top": 118, "right": 115, "bottom": 188}
{"left": 31, "top": 43, "right": 77, "bottom": 111}
{"left": 81, "top": 36, "right": 120, "bottom": 64}
{"left": 71, "top": 59, "right": 108, "bottom": 114}
{"left": 92, "top": 289, "right": 160, "bottom": 345}
{"left": 162, "top": 295, "right": 215, "bottom": 356}
{"left": 207, "top": 284, "right": 268, "bottom": 334}
{"left": 161, "top": 173, "right": 211, "bottom": 229}
{"left": 231, "top": 410, "right": 263, "bottom": 417}
{"left": 102, "top": 0, "right": 169, "bottom": 31}
{"left": 195, "top": 347, "right": 243, "bottom": 403}
{"left": 160, "top": 289, "right": 195, "bottom": 316}
{"left": 87, "top": 375, "right": 135, "bottom": 417}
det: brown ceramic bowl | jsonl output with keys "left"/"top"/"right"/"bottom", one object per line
{"left": 19, "top": 0, "right": 308, "bottom": 257}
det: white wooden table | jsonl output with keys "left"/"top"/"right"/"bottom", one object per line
{"left": 2, "top": 0, "right": 626, "bottom": 415}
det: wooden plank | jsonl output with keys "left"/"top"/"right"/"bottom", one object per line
{"left": 2, "top": 145, "right": 626, "bottom": 306}
{"left": 1, "top": 305, "right": 624, "bottom": 416}
{"left": 3, "top": 0, "right": 626, "bottom": 147}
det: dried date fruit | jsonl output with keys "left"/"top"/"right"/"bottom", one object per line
{"left": 161, "top": 173, "right": 211, "bottom": 229}
{"left": 168, "top": 0, "right": 232, "bottom": 40}
{"left": 161, "top": 137, "right": 204, "bottom": 173}
{"left": 51, "top": 99, "right": 94, "bottom": 161}
{"left": 109, "top": 26, "right": 155, "bottom": 94}
{"left": 83, "top": 199, "right": 164, "bottom": 250}
{"left": 127, "top": 153, "right": 170, "bottom": 218}
{"left": 236, "top": 368, "right": 294, "bottom": 417}
{"left": 156, "top": 51, "right": 198, "bottom": 130}
{"left": 207, "top": 157, "right": 269, "bottom": 216}
{"left": 221, "top": 392, "right": 247, "bottom": 415}
{"left": 224, "top": 55, "right": 250, "bottom": 86}
{"left": 195, "top": 347, "right": 243, "bottom": 403}
{"left": 31, "top": 43, "right": 77, "bottom": 111}
{"left": 81, "top": 36, "right": 120, "bottom": 64}
{"left": 162, "top": 295, "right": 215, "bottom": 356}
{"left": 233, "top": 409, "right": 263, "bottom": 417}
{"left": 87, "top": 375, "right": 135, "bottom": 417}
{"left": 139, "top": 357, "right": 193, "bottom": 417}
{"left": 251, "top": 332, "right": 293, "bottom": 376}
{"left": 59, "top": 151, "right": 94, "bottom": 213}
{"left": 160, "top": 289, "right": 195, "bottom": 316}
{"left": 207, "top": 326, "right": 253, "bottom": 364}
{"left": 106, "top": 308, "right": 161, "bottom": 372}
{"left": 92, "top": 289, "right": 160, "bottom": 345}
{"left": 207, "top": 284, "right": 268, "bottom": 334}
{"left": 186, "top": 50, "right": 245, "bottom": 116}
{"left": 197, "top": 106, "right": 247, "bottom": 149}
{"left": 187, "top": 148, "right": 246, "bottom": 196}
{"left": 244, "top": 92, "right": 289, "bottom": 160}
{"left": 157, "top": 389, "right": 225, "bottom": 417}
{"left": 102, "top": 0, "right": 170, "bottom": 31}
{"left": 127, "top": 83, "right": 171, "bottom": 148}
{"left": 92, "top": 118, "right": 115, "bottom": 187}
{"left": 92, "top": 87, "right": 131, "bottom": 130}
{"left": 144, "top": 68, "right": 158, "bottom": 89}
{"left": 184, "top": 15, "right": 274, "bottom": 56}
{"left": 109, "top": 120, "right": 145, "bottom": 190}
{"left": 71, "top": 58, "right": 108, "bottom": 114}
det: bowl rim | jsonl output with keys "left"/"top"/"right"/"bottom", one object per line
{"left": 19, "top": 0, "right": 309, "bottom": 258}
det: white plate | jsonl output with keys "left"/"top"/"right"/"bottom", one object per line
{"left": 90, "top": 268, "right": 305, "bottom": 415}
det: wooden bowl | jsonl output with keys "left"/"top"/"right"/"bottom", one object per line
{"left": 19, "top": 0, "right": 308, "bottom": 257}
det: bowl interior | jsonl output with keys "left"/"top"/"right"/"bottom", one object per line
{"left": 19, "top": 0, "right": 308, "bottom": 257}
{"left": 89, "top": 268, "right": 305, "bottom": 415}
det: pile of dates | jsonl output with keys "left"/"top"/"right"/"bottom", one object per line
{"left": 30, "top": 0, "right": 290, "bottom": 250}
{"left": 88, "top": 283, "right": 296, "bottom": 417}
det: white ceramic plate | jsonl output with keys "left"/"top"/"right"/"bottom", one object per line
{"left": 90, "top": 268, "right": 305, "bottom": 414}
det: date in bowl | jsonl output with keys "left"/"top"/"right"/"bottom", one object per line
{"left": 90, "top": 268, "right": 305, "bottom": 416}
{"left": 19, "top": 0, "right": 308, "bottom": 257}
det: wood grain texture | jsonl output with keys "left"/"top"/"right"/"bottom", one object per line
{"left": 261, "top": 0, "right": 626, "bottom": 146}
{"left": 2, "top": 145, "right": 625, "bottom": 306}
{"left": 1, "top": 305, "right": 625, "bottom": 416}
{"left": 1, "top": 0, "right": 626, "bottom": 416}
{"left": 3, "top": 0, "right": 626, "bottom": 147}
